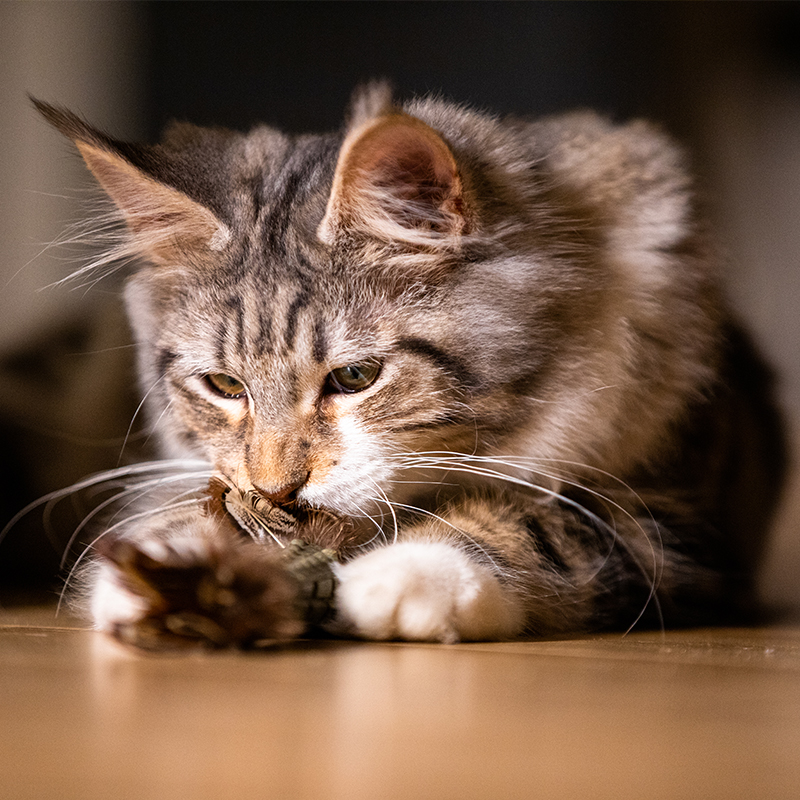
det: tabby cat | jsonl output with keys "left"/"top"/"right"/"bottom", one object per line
{"left": 35, "top": 83, "right": 785, "bottom": 647}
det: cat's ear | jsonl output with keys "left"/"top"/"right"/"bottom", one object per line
{"left": 33, "top": 99, "right": 230, "bottom": 264}
{"left": 318, "top": 108, "right": 470, "bottom": 248}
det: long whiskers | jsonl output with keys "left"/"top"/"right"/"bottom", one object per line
{"left": 374, "top": 496, "right": 510, "bottom": 579}
{"left": 57, "top": 470, "right": 211, "bottom": 570}
{"left": 0, "top": 459, "right": 211, "bottom": 550}
{"left": 365, "top": 477, "right": 399, "bottom": 544}
{"left": 117, "top": 376, "right": 168, "bottom": 465}
{"left": 57, "top": 495, "right": 207, "bottom": 616}
{"left": 387, "top": 450, "right": 664, "bottom": 631}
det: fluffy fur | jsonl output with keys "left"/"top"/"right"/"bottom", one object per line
{"left": 34, "top": 84, "right": 785, "bottom": 647}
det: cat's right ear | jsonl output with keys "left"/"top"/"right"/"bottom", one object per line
{"left": 318, "top": 107, "right": 471, "bottom": 251}
{"left": 33, "top": 99, "right": 230, "bottom": 265}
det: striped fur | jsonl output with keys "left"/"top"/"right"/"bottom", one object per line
{"left": 37, "top": 85, "right": 785, "bottom": 645}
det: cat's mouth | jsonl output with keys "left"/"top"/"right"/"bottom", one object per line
{"left": 206, "top": 477, "right": 359, "bottom": 555}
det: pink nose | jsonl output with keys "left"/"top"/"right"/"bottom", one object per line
{"left": 256, "top": 474, "right": 308, "bottom": 508}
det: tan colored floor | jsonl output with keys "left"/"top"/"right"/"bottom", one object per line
{"left": 2, "top": 603, "right": 800, "bottom": 800}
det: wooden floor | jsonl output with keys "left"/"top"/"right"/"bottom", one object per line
{"left": 2, "top": 602, "right": 799, "bottom": 799}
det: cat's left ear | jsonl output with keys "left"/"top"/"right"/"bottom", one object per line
{"left": 34, "top": 99, "right": 230, "bottom": 265}
{"left": 318, "top": 110, "right": 471, "bottom": 248}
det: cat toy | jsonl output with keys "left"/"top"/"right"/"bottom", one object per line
{"left": 220, "top": 482, "right": 340, "bottom": 629}
{"left": 101, "top": 480, "right": 341, "bottom": 651}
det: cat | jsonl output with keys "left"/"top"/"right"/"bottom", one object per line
{"left": 33, "top": 82, "right": 786, "bottom": 648}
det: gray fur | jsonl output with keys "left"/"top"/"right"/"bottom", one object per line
{"left": 37, "top": 85, "right": 786, "bottom": 642}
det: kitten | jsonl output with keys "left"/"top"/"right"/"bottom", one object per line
{"left": 34, "top": 83, "right": 785, "bottom": 647}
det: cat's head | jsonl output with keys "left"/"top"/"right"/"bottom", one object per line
{"left": 36, "top": 84, "right": 719, "bottom": 523}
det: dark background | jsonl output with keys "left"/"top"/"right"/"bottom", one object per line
{"left": 141, "top": 3, "right": 798, "bottom": 138}
{"left": 146, "top": 2, "right": 674, "bottom": 132}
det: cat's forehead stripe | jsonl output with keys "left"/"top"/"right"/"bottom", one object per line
{"left": 261, "top": 170, "right": 300, "bottom": 257}
{"left": 284, "top": 286, "right": 312, "bottom": 352}
{"left": 255, "top": 308, "right": 274, "bottom": 354}
{"left": 214, "top": 317, "right": 229, "bottom": 366}
{"left": 312, "top": 317, "right": 328, "bottom": 364}
{"left": 257, "top": 153, "right": 323, "bottom": 259}
{"left": 223, "top": 293, "right": 246, "bottom": 355}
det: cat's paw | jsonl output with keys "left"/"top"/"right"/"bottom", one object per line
{"left": 90, "top": 530, "right": 304, "bottom": 650}
{"left": 331, "top": 541, "right": 523, "bottom": 643}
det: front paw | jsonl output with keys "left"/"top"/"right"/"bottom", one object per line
{"left": 332, "top": 541, "right": 523, "bottom": 643}
{"left": 91, "top": 530, "right": 304, "bottom": 650}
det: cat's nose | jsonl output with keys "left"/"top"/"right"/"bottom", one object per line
{"left": 255, "top": 474, "right": 308, "bottom": 508}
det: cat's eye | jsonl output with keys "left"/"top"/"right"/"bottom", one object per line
{"left": 326, "top": 361, "right": 382, "bottom": 394}
{"left": 204, "top": 372, "right": 247, "bottom": 399}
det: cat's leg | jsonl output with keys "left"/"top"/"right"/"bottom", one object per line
{"left": 330, "top": 495, "right": 595, "bottom": 642}
{"left": 332, "top": 539, "right": 524, "bottom": 643}
{"left": 331, "top": 493, "right": 663, "bottom": 643}
{"left": 85, "top": 493, "right": 666, "bottom": 647}
{"left": 86, "top": 497, "right": 546, "bottom": 647}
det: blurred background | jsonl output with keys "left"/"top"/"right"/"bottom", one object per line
{"left": 1, "top": 1, "right": 798, "bottom": 608}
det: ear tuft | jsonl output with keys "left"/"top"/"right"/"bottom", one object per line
{"left": 31, "top": 97, "right": 111, "bottom": 151}
{"left": 75, "top": 141, "right": 227, "bottom": 260}
{"left": 319, "top": 111, "right": 469, "bottom": 248}
{"left": 345, "top": 80, "right": 395, "bottom": 129}
{"left": 34, "top": 98, "right": 229, "bottom": 265}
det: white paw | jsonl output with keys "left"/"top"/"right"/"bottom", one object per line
{"left": 90, "top": 562, "right": 149, "bottom": 632}
{"left": 89, "top": 536, "right": 212, "bottom": 632}
{"left": 332, "top": 541, "right": 523, "bottom": 643}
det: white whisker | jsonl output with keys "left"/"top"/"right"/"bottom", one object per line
{"left": 58, "top": 471, "right": 210, "bottom": 569}
{"left": 380, "top": 497, "right": 510, "bottom": 579}
{"left": 386, "top": 450, "right": 664, "bottom": 627}
{"left": 0, "top": 459, "right": 211, "bottom": 550}
{"left": 366, "top": 477, "right": 399, "bottom": 544}
{"left": 352, "top": 500, "right": 389, "bottom": 549}
{"left": 118, "top": 376, "right": 167, "bottom": 465}
{"left": 140, "top": 396, "right": 176, "bottom": 452}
